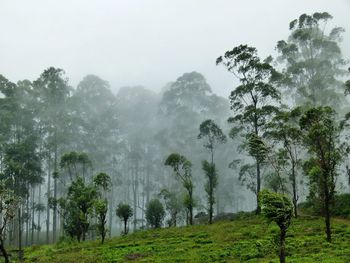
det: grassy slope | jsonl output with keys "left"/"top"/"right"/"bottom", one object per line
{"left": 23, "top": 216, "right": 350, "bottom": 263}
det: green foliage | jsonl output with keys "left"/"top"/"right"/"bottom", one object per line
{"left": 159, "top": 189, "right": 183, "bottom": 227}
{"left": 259, "top": 189, "right": 293, "bottom": 228}
{"left": 202, "top": 160, "right": 218, "bottom": 224}
{"left": 198, "top": 119, "right": 227, "bottom": 153}
{"left": 60, "top": 177, "right": 97, "bottom": 242}
{"left": 93, "top": 172, "right": 111, "bottom": 192}
{"left": 94, "top": 199, "right": 108, "bottom": 243}
{"left": 300, "top": 106, "right": 341, "bottom": 242}
{"left": 145, "top": 199, "right": 165, "bottom": 229}
{"left": 277, "top": 12, "right": 348, "bottom": 108}
{"left": 116, "top": 203, "right": 133, "bottom": 234}
{"left": 217, "top": 44, "right": 281, "bottom": 212}
{"left": 165, "top": 153, "right": 194, "bottom": 225}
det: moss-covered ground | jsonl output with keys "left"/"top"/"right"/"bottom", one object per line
{"left": 20, "top": 216, "right": 350, "bottom": 262}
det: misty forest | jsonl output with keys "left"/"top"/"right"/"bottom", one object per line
{"left": 1, "top": 5, "right": 350, "bottom": 263}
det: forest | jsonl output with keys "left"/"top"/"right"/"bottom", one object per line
{"left": 1, "top": 10, "right": 350, "bottom": 263}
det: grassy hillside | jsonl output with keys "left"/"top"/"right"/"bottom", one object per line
{"left": 21, "top": 216, "right": 350, "bottom": 263}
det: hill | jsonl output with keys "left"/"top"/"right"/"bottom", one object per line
{"left": 23, "top": 216, "right": 350, "bottom": 263}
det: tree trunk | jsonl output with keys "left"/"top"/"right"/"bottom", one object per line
{"left": 324, "top": 191, "right": 332, "bottom": 242}
{"left": 279, "top": 227, "right": 286, "bottom": 263}
{"left": 31, "top": 186, "right": 35, "bottom": 245}
{"left": 0, "top": 239, "right": 9, "bottom": 263}
{"left": 189, "top": 190, "right": 193, "bottom": 225}
{"left": 37, "top": 184, "right": 41, "bottom": 244}
{"left": 25, "top": 194, "right": 29, "bottom": 246}
{"left": 46, "top": 156, "right": 51, "bottom": 244}
{"left": 53, "top": 144, "right": 58, "bottom": 243}
{"left": 124, "top": 219, "right": 127, "bottom": 235}
{"left": 291, "top": 162, "right": 298, "bottom": 218}
{"left": 256, "top": 160, "right": 261, "bottom": 214}
{"left": 18, "top": 206, "right": 23, "bottom": 262}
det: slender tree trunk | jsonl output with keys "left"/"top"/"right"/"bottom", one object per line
{"left": 256, "top": 160, "right": 261, "bottom": 214}
{"left": 324, "top": 189, "right": 332, "bottom": 242}
{"left": 124, "top": 219, "right": 127, "bottom": 235}
{"left": 0, "top": 239, "right": 9, "bottom": 263}
{"left": 37, "top": 184, "right": 41, "bottom": 244}
{"left": 25, "top": 194, "right": 30, "bottom": 246}
{"left": 46, "top": 155, "right": 51, "bottom": 244}
{"left": 108, "top": 185, "right": 114, "bottom": 238}
{"left": 31, "top": 186, "right": 35, "bottom": 245}
{"left": 279, "top": 227, "right": 286, "bottom": 263}
{"left": 53, "top": 138, "right": 58, "bottom": 243}
{"left": 18, "top": 206, "right": 23, "bottom": 262}
{"left": 189, "top": 189, "right": 193, "bottom": 225}
{"left": 291, "top": 162, "right": 298, "bottom": 217}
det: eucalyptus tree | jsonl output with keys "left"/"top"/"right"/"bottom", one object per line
{"left": 33, "top": 67, "right": 71, "bottom": 242}
{"left": 0, "top": 75, "right": 42, "bottom": 255}
{"left": 0, "top": 182, "right": 20, "bottom": 263}
{"left": 300, "top": 106, "right": 341, "bottom": 242}
{"left": 198, "top": 119, "right": 226, "bottom": 223}
{"left": 165, "top": 153, "right": 194, "bottom": 225}
{"left": 217, "top": 45, "right": 281, "bottom": 213}
{"left": 265, "top": 107, "right": 303, "bottom": 217}
{"left": 70, "top": 75, "right": 119, "bottom": 173}
{"left": 276, "top": 12, "right": 348, "bottom": 109}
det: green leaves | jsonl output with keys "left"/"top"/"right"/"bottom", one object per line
{"left": 259, "top": 189, "right": 293, "bottom": 228}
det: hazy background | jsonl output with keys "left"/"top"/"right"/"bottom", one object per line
{"left": 0, "top": 0, "right": 349, "bottom": 96}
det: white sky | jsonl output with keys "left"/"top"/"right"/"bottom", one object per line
{"left": 0, "top": 0, "right": 349, "bottom": 97}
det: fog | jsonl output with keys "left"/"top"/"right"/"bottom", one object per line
{"left": 0, "top": 0, "right": 349, "bottom": 96}
{"left": 0, "top": 0, "right": 350, "bottom": 251}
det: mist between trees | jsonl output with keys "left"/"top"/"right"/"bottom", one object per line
{"left": 0, "top": 11, "right": 350, "bottom": 263}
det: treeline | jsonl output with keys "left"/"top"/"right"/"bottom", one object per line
{"left": 0, "top": 11, "right": 349, "bottom": 263}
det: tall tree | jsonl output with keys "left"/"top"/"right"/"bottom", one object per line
{"left": 300, "top": 106, "right": 341, "bottom": 242}
{"left": 165, "top": 153, "right": 194, "bottom": 225}
{"left": 217, "top": 44, "right": 281, "bottom": 213}
{"left": 276, "top": 12, "right": 348, "bottom": 109}
{"left": 265, "top": 107, "right": 303, "bottom": 217}
{"left": 198, "top": 119, "right": 226, "bottom": 223}
{"left": 33, "top": 67, "right": 70, "bottom": 242}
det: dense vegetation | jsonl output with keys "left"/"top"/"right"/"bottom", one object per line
{"left": 0, "top": 11, "right": 349, "bottom": 263}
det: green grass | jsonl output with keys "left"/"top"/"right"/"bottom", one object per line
{"left": 20, "top": 216, "right": 350, "bottom": 262}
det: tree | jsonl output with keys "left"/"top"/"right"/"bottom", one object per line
{"left": 201, "top": 161, "right": 218, "bottom": 224}
{"left": 300, "top": 106, "right": 341, "bottom": 242}
{"left": 198, "top": 119, "right": 227, "bottom": 164}
{"left": 159, "top": 189, "right": 183, "bottom": 227}
{"left": 33, "top": 67, "right": 70, "bottom": 243}
{"left": 165, "top": 153, "right": 194, "bottom": 225}
{"left": 217, "top": 45, "right": 281, "bottom": 213}
{"left": 93, "top": 172, "right": 111, "bottom": 243}
{"left": 59, "top": 177, "right": 97, "bottom": 242}
{"left": 145, "top": 199, "right": 165, "bottom": 229}
{"left": 276, "top": 12, "right": 348, "bottom": 109}
{"left": 259, "top": 189, "right": 293, "bottom": 263}
{"left": 116, "top": 203, "right": 133, "bottom": 235}
{"left": 198, "top": 120, "right": 226, "bottom": 223}
{"left": 0, "top": 182, "right": 20, "bottom": 263}
{"left": 94, "top": 199, "right": 108, "bottom": 244}
{"left": 265, "top": 107, "right": 303, "bottom": 217}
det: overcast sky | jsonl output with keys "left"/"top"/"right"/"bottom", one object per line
{"left": 0, "top": 0, "right": 349, "bottom": 97}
